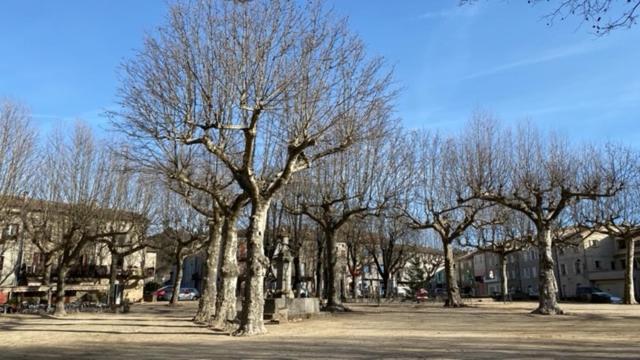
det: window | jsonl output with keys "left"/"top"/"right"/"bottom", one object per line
{"left": 595, "top": 260, "right": 601, "bottom": 270}
{"left": 1, "top": 224, "right": 18, "bottom": 239}
{"left": 558, "top": 248, "right": 565, "bottom": 255}
{"left": 611, "top": 261, "right": 616, "bottom": 271}
{"left": 617, "top": 239, "right": 626, "bottom": 250}
{"left": 575, "top": 260, "right": 581, "bottom": 275}
{"left": 620, "top": 260, "right": 626, "bottom": 269}
{"left": 560, "top": 264, "right": 567, "bottom": 276}
{"left": 532, "top": 266, "right": 537, "bottom": 276}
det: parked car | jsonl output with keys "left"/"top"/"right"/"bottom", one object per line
{"left": 153, "top": 286, "right": 200, "bottom": 301}
{"left": 591, "top": 291, "right": 622, "bottom": 304}
{"left": 415, "top": 288, "right": 429, "bottom": 303}
{"left": 576, "top": 286, "right": 621, "bottom": 304}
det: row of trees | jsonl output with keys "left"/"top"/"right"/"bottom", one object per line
{"left": 0, "top": 100, "right": 160, "bottom": 316}
{"left": 109, "top": 0, "right": 639, "bottom": 336}
{"left": 2, "top": 0, "right": 638, "bottom": 338}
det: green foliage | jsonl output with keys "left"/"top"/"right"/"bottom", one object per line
{"left": 406, "top": 256, "right": 426, "bottom": 298}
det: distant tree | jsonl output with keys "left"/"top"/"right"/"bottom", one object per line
{"left": 573, "top": 150, "right": 640, "bottom": 304}
{"left": 462, "top": 114, "right": 632, "bottom": 314}
{"left": 366, "top": 212, "right": 414, "bottom": 299}
{"left": 154, "top": 188, "right": 206, "bottom": 306}
{"left": 285, "top": 128, "right": 397, "bottom": 310}
{"left": 405, "top": 131, "right": 488, "bottom": 307}
{"left": 405, "top": 255, "right": 426, "bottom": 300}
{"left": 0, "top": 100, "right": 36, "bottom": 277}
{"left": 33, "top": 124, "right": 145, "bottom": 316}
{"left": 464, "top": 208, "right": 533, "bottom": 301}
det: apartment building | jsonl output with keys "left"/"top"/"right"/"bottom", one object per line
{"left": 0, "top": 197, "right": 155, "bottom": 304}
{"left": 454, "top": 232, "right": 639, "bottom": 300}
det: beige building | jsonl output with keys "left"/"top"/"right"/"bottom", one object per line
{"left": 0, "top": 197, "right": 155, "bottom": 305}
{"left": 454, "top": 231, "right": 639, "bottom": 300}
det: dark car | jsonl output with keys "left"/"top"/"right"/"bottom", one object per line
{"left": 591, "top": 291, "right": 622, "bottom": 304}
{"left": 576, "top": 286, "right": 621, "bottom": 304}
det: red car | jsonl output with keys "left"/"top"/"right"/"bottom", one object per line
{"left": 415, "top": 289, "right": 428, "bottom": 303}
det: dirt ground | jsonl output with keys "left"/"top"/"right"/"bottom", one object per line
{"left": 1, "top": 299, "right": 639, "bottom": 359}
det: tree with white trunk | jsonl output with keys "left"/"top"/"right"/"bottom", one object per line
{"left": 572, "top": 148, "right": 640, "bottom": 304}
{"left": 114, "top": 0, "right": 393, "bottom": 335}
{"left": 462, "top": 114, "right": 631, "bottom": 314}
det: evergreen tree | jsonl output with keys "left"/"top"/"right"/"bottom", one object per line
{"left": 406, "top": 256, "right": 426, "bottom": 299}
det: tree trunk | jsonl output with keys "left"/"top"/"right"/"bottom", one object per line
{"left": 293, "top": 256, "right": 302, "bottom": 298}
{"left": 624, "top": 237, "right": 637, "bottom": 305}
{"left": 53, "top": 264, "right": 68, "bottom": 316}
{"left": 381, "top": 272, "right": 391, "bottom": 299}
{"left": 108, "top": 253, "right": 119, "bottom": 308}
{"left": 325, "top": 228, "right": 344, "bottom": 311}
{"left": 211, "top": 214, "right": 240, "bottom": 330}
{"left": 235, "top": 201, "right": 270, "bottom": 336}
{"left": 351, "top": 270, "right": 358, "bottom": 300}
{"left": 533, "top": 226, "right": 563, "bottom": 315}
{"left": 194, "top": 217, "right": 223, "bottom": 323}
{"left": 443, "top": 240, "right": 462, "bottom": 307}
{"left": 169, "top": 251, "right": 184, "bottom": 306}
{"left": 43, "top": 260, "right": 53, "bottom": 310}
{"left": 315, "top": 239, "right": 324, "bottom": 298}
{"left": 500, "top": 253, "right": 508, "bottom": 302}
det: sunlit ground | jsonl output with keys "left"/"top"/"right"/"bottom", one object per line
{"left": 1, "top": 300, "right": 639, "bottom": 359}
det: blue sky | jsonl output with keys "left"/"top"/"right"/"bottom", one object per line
{"left": 1, "top": 0, "right": 638, "bottom": 144}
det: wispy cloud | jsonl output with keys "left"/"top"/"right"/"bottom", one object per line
{"left": 461, "top": 41, "right": 606, "bottom": 80}
{"left": 418, "top": 5, "right": 480, "bottom": 20}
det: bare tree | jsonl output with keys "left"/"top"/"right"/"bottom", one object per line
{"left": 97, "top": 171, "right": 155, "bottom": 309}
{"left": 114, "top": 0, "right": 393, "bottom": 335}
{"left": 405, "top": 131, "right": 487, "bottom": 307}
{"left": 573, "top": 148, "right": 640, "bottom": 304}
{"left": 461, "top": 0, "right": 640, "bottom": 34}
{"left": 365, "top": 212, "right": 414, "bottom": 299}
{"left": 0, "top": 100, "right": 36, "bottom": 282}
{"left": 463, "top": 115, "right": 631, "bottom": 314}
{"left": 464, "top": 208, "right": 533, "bottom": 301}
{"left": 344, "top": 221, "right": 369, "bottom": 299}
{"left": 154, "top": 188, "right": 207, "bottom": 306}
{"left": 31, "top": 124, "right": 145, "bottom": 316}
{"left": 284, "top": 129, "right": 395, "bottom": 310}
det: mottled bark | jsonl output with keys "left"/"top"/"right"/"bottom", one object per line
{"left": 325, "top": 228, "right": 344, "bottom": 311}
{"left": 624, "top": 238, "right": 637, "bottom": 305}
{"left": 53, "top": 265, "right": 68, "bottom": 316}
{"left": 533, "top": 227, "right": 563, "bottom": 315}
{"left": 211, "top": 215, "right": 240, "bottom": 330}
{"left": 443, "top": 241, "right": 462, "bottom": 307}
{"left": 194, "top": 218, "right": 223, "bottom": 323}
{"left": 500, "top": 253, "right": 508, "bottom": 302}
{"left": 169, "top": 252, "right": 184, "bottom": 306}
{"left": 234, "top": 201, "right": 270, "bottom": 336}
